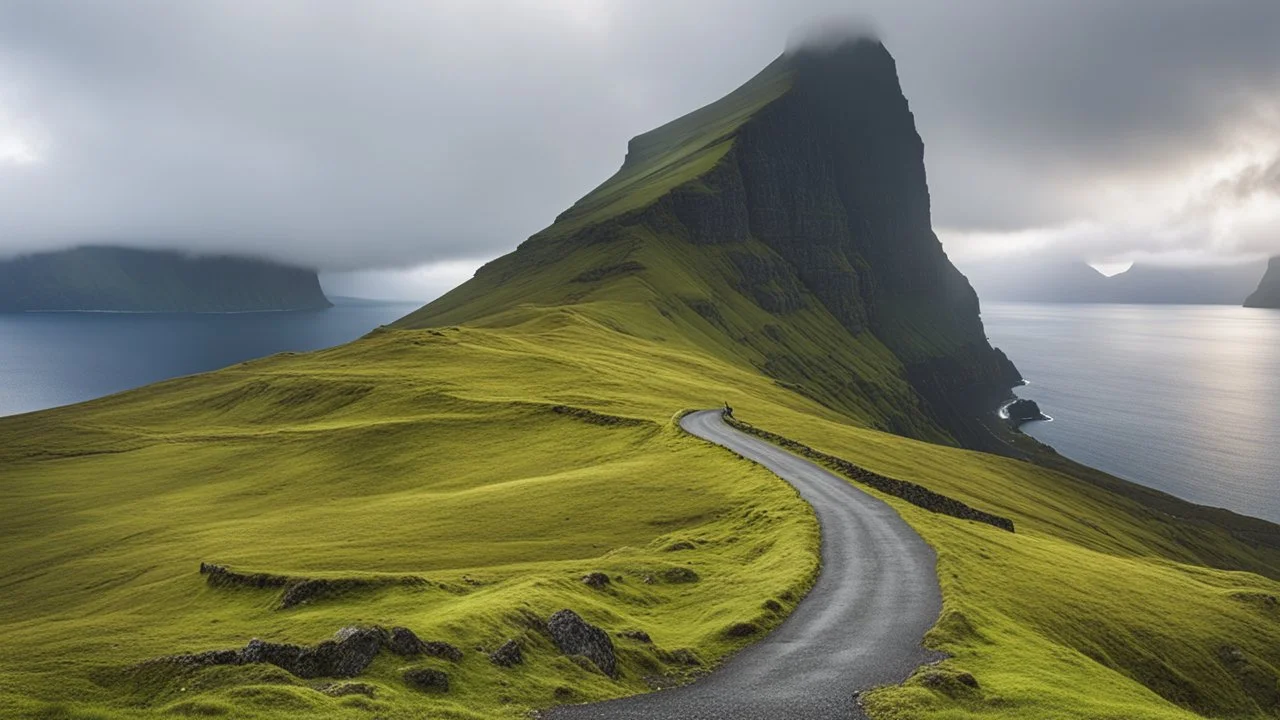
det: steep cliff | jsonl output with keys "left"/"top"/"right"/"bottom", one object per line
{"left": 0, "top": 246, "right": 331, "bottom": 312}
{"left": 401, "top": 39, "right": 1020, "bottom": 448}
{"left": 1244, "top": 256, "right": 1280, "bottom": 308}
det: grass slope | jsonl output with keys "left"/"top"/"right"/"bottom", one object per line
{"left": 3, "top": 302, "right": 1278, "bottom": 719}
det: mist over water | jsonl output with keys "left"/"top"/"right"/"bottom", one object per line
{"left": 983, "top": 302, "right": 1280, "bottom": 524}
{"left": 0, "top": 303, "right": 419, "bottom": 417}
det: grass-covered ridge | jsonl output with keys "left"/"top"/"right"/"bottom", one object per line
{"left": 1, "top": 323, "right": 825, "bottom": 719}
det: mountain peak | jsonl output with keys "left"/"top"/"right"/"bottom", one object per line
{"left": 402, "top": 41, "right": 1019, "bottom": 449}
{"left": 784, "top": 33, "right": 889, "bottom": 69}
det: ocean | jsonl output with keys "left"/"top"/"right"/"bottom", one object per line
{"left": 983, "top": 302, "right": 1280, "bottom": 524}
{"left": 0, "top": 301, "right": 420, "bottom": 418}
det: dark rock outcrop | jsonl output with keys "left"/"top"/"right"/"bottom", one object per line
{"left": 1245, "top": 256, "right": 1280, "bottom": 308}
{"left": 386, "top": 627, "right": 463, "bottom": 662}
{"left": 618, "top": 630, "right": 652, "bottom": 644}
{"left": 547, "top": 610, "right": 618, "bottom": 678}
{"left": 0, "top": 245, "right": 331, "bottom": 312}
{"left": 1003, "top": 398, "right": 1048, "bottom": 426}
{"left": 489, "top": 639, "right": 524, "bottom": 667}
{"left": 403, "top": 668, "right": 450, "bottom": 693}
{"left": 582, "top": 572, "right": 611, "bottom": 588}
{"left": 240, "top": 626, "right": 384, "bottom": 678}
{"left": 144, "top": 624, "right": 471, "bottom": 682}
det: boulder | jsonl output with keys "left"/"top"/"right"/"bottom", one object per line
{"left": 240, "top": 626, "right": 384, "bottom": 678}
{"left": 489, "top": 639, "right": 523, "bottom": 667}
{"left": 1004, "top": 398, "right": 1046, "bottom": 425}
{"left": 618, "top": 630, "right": 651, "bottom": 644}
{"left": 385, "top": 626, "right": 463, "bottom": 662}
{"left": 547, "top": 610, "right": 617, "bottom": 677}
{"left": 403, "top": 667, "right": 450, "bottom": 693}
{"left": 421, "top": 641, "right": 464, "bottom": 662}
{"left": 386, "top": 626, "right": 425, "bottom": 656}
{"left": 582, "top": 572, "right": 611, "bottom": 589}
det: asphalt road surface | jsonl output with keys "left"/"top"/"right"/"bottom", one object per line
{"left": 544, "top": 409, "right": 943, "bottom": 720}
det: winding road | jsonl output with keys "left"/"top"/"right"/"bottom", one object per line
{"left": 546, "top": 409, "right": 943, "bottom": 720}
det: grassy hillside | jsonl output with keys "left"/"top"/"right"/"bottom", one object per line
{"left": 4, "top": 39, "right": 1279, "bottom": 720}
{"left": 3, "top": 301, "right": 1278, "bottom": 719}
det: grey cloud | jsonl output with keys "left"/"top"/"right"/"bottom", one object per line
{"left": 0, "top": 0, "right": 1277, "bottom": 271}
{"left": 1218, "top": 154, "right": 1280, "bottom": 200}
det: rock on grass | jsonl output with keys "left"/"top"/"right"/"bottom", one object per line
{"left": 386, "top": 626, "right": 464, "bottom": 662}
{"left": 489, "top": 639, "right": 523, "bottom": 667}
{"left": 403, "top": 668, "right": 450, "bottom": 693}
{"left": 547, "top": 609, "right": 617, "bottom": 678}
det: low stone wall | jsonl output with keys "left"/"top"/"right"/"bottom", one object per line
{"left": 199, "top": 563, "right": 429, "bottom": 609}
{"left": 721, "top": 414, "right": 1015, "bottom": 533}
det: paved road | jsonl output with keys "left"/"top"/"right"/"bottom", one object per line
{"left": 545, "top": 410, "right": 943, "bottom": 720}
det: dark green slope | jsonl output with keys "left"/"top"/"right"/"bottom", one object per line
{"left": 400, "top": 39, "right": 1020, "bottom": 448}
{"left": 0, "top": 245, "right": 331, "bottom": 312}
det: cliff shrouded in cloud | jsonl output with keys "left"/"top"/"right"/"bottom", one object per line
{"left": 403, "top": 38, "right": 1020, "bottom": 449}
{"left": 0, "top": 246, "right": 331, "bottom": 312}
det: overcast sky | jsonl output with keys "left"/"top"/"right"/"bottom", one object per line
{"left": 1, "top": 1, "right": 1277, "bottom": 298}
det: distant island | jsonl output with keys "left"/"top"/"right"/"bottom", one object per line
{"left": 0, "top": 246, "right": 331, "bottom": 312}
{"left": 961, "top": 258, "right": 1268, "bottom": 305}
{"left": 1244, "top": 256, "right": 1280, "bottom": 309}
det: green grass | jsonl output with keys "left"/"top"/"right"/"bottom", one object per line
{"left": 548, "top": 55, "right": 791, "bottom": 235}
{"left": 0, "top": 327, "right": 823, "bottom": 719}
{"left": 3, "top": 303, "right": 1277, "bottom": 718}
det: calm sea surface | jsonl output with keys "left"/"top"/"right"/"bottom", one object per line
{"left": 983, "top": 302, "right": 1280, "bottom": 524}
{"left": 0, "top": 302, "right": 420, "bottom": 418}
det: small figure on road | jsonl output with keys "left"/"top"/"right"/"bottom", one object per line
{"left": 723, "top": 401, "right": 734, "bottom": 417}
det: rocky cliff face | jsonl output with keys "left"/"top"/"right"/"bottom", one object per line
{"left": 0, "top": 246, "right": 331, "bottom": 312}
{"left": 1244, "top": 256, "right": 1280, "bottom": 308}
{"left": 403, "top": 38, "right": 1021, "bottom": 449}
{"left": 661, "top": 41, "right": 1021, "bottom": 444}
